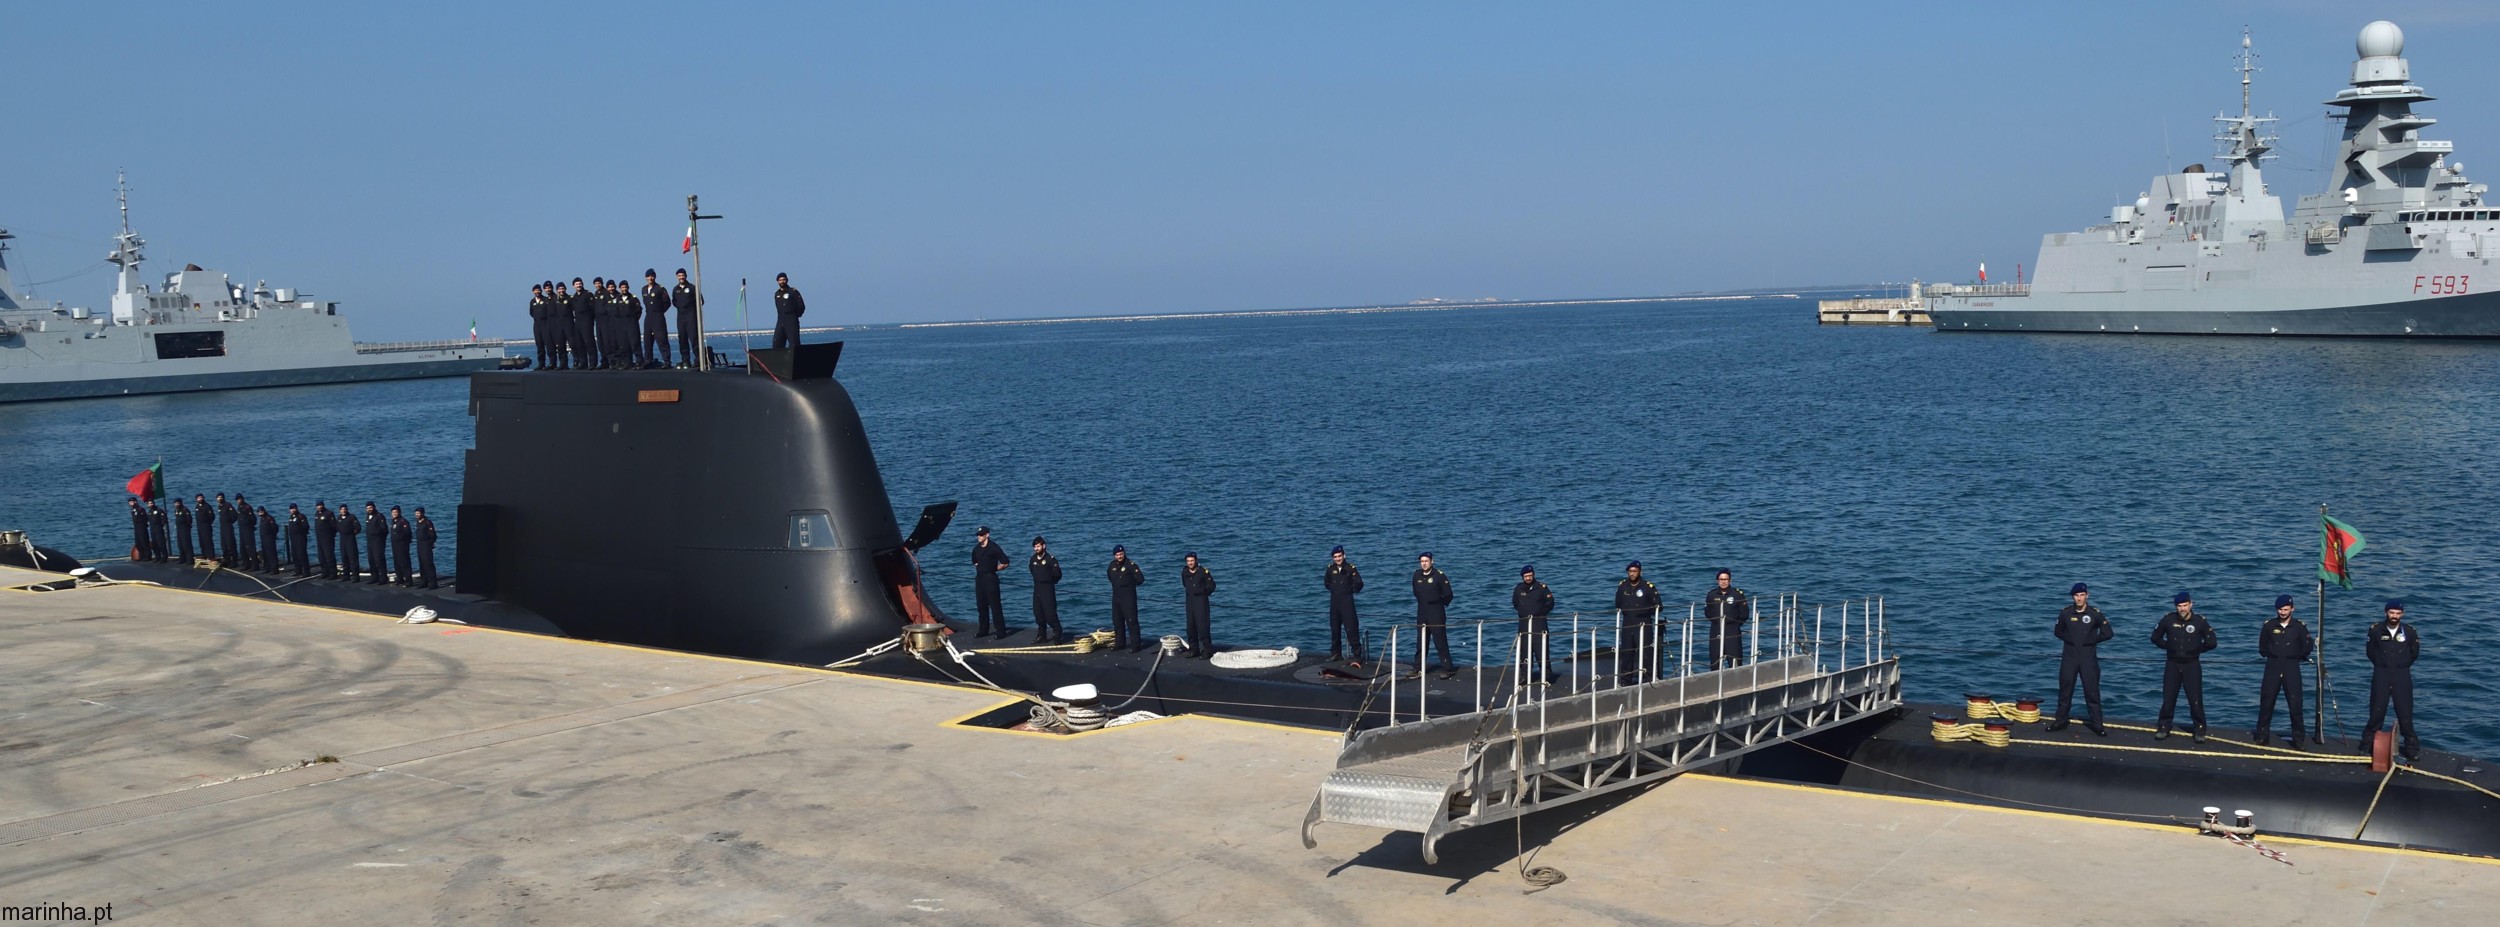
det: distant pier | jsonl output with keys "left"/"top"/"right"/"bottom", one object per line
{"left": 1818, "top": 281, "right": 1932, "bottom": 326}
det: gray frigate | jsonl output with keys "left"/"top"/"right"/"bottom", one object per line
{"left": 0, "top": 176, "right": 505, "bottom": 402}
{"left": 1930, "top": 22, "right": 2500, "bottom": 337}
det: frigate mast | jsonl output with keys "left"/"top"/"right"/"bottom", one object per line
{"left": 2213, "top": 30, "right": 2278, "bottom": 181}
{"left": 105, "top": 171, "right": 147, "bottom": 325}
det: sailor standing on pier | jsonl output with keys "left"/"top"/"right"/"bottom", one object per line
{"left": 2150, "top": 591, "right": 2217, "bottom": 742}
{"left": 970, "top": 527, "right": 1011, "bottom": 638}
{"left": 2253, "top": 594, "right": 2312, "bottom": 747}
{"left": 1704, "top": 569, "right": 1748, "bottom": 669}
{"left": 1513, "top": 566, "right": 1555, "bottom": 682}
{"left": 1106, "top": 545, "right": 1145, "bottom": 652}
{"left": 2361, "top": 601, "right": 2421, "bottom": 760}
{"left": 1323, "top": 546, "right": 1365, "bottom": 665}
{"left": 1615, "top": 562, "right": 1661, "bottom": 681}
{"left": 2048, "top": 582, "right": 2112, "bottom": 735}
{"left": 1410, "top": 553, "right": 1455, "bottom": 680}
{"left": 1028, "top": 537, "right": 1062, "bottom": 644}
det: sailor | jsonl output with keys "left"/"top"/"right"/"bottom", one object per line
{"left": 2150, "top": 590, "right": 2217, "bottom": 742}
{"left": 257, "top": 506, "right": 280, "bottom": 574}
{"left": 771, "top": 273, "right": 805, "bottom": 350}
{"left": 192, "top": 494, "right": 216, "bottom": 560}
{"left": 2253, "top": 594, "right": 2313, "bottom": 747}
{"left": 1106, "top": 545, "right": 1145, "bottom": 652}
{"left": 614, "top": 280, "right": 642, "bottom": 368}
{"left": 1181, "top": 553, "right": 1218, "bottom": 659}
{"left": 127, "top": 498, "right": 152, "bottom": 562}
{"left": 215, "top": 493, "right": 239, "bottom": 566}
{"left": 362, "top": 503, "right": 388, "bottom": 584}
{"left": 2359, "top": 600, "right": 2421, "bottom": 760}
{"left": 548, "top": 281, "right": 573, "bottom": 370}
{"left": 313, "top": 499, "right": 336, "bottom": 578}
{"left": 568, "top": 277, "right": 597, "bottom": 370}
{"left": 335, "top": 504, "right": 361, "bottom": 582}
{"left": 412, "top": 507, "right": 439, "bottom": 588}
{"left": 146, "top": 499, "right": 170, "bottom": 563}
{"left": 285, "top": 504, "right": 310, "bottom": 577}
{"left": 1410, "top": 553, "right": 1455, "bottom": 680}
{"left": 970, "top": 526, "right": 1011, "bottom": 637}
{"left": 641, "top": 269, "right": 672, "bottom": 368}
{"left": 1704, "top": 569, "right": 1749, "bottom": 669}
{"left": 171, "top": 499, "right": 194, "bottom": 563}
{"left": 1323, "top": 545, "right": 1366, "bottom": 664}
{"left": 233, "top": 493, "right": 257, "bottom": 570}
{"left": 590, "top": 280, "right": 614, "bottom": 369}
{"left": 528, "top": 283, "right": 549, "bottom": 368}
{"left": 1028, "top": 536, "right": 1062, "bottom": 644}
{"left": 388, "top": 506, "right": 413, "bottom": 586}
{"left": 1513, "top": 565, "right": 1556, "bottom": 681}
{"left": 2047, "top": 582, "right": 2112, "bottom": 735}
{"left": 1615, "top": 561, "right": 1662, "bottom": 681}
{"left": 671, "top": 269, "right": 699, "bottom": 367}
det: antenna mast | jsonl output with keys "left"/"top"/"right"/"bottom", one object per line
{"left": 685, "top": 195, "right": 723, "bottom": 371}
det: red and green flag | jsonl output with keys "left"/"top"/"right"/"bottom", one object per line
{"left": 123, "top": 459, "right": 165, "bottom": 501}
{"left": 2319, "top": 513, "right": 2366, "bottom": 590}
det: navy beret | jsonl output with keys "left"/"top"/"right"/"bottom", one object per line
{"left": 677, "top": 267, "right": 688, "bottom": 275}
{"left": 2069, "top": 583, "right": 2089, "bottom": 595}
{"left": 1330, "top": 545, "right": 1345, "bottom": 554}
{"left": 1628, "top": 560, "right": 1643, "bottom": 569}
{"left": 1185, "top": 551, "right": 1198, "bottom": 559}
{"left": 2386, "top": 599, "right": 2404, "bottom": 611}
{"left": 645, "top": 268, "right": 657, "bottom": 277}
{"left": 1521, "top": 565, "right": 1534, "bottom": 575}
{"left": 1420, "top": 551, "right": 1434, "bottom": 559}
{"left": 2275, "top": 594, "right": 2296, "bottom": 609}
{"left": 1032, "top": 536, "right": 1045, "bottom": 545}
{"left": 2173, "top": 591, "right": 2193, "bottom": 605}
{"left": 1112, "top": 544, "right": 1125, "bottom": 554}
{"left": 975, "top": 526, "right": 989, "bottom": 535}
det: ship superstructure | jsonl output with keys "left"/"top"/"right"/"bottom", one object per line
{"left": 0, "top": 176, "right": 503, "bottom": 402}
{"left": 1930, "top": 22, "right": 2500, "bottom": 337}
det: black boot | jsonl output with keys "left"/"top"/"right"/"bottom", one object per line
{"left": 2287, "top": 737, "right": 2305, "bottom": 751}
{"left": 2252, "top": 730, "right": 2270, "bottom": 745}
{"left": 2044, "top": 719, "right": 2070, "bottom": 732}
{"left": 2087, "top": 722, "right": 2108, "bottom": 737}
{"left": 2192, "top": 727, "right": 2208, "bottom": 745}
{"left": 2154, "top": 724, "right": 2172, "bottom": 741}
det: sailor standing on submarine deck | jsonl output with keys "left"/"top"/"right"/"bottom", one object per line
{"left": 970, "top": 527, "right": 1012, "bottom": 638}
{"left": 2048, "top": 582, "right": 2111, "bottom": 735}
{"left": 1323, "top": 545, "right": 1365, "bottom": 664}
{"left": 2360, "top": 600, "right": 2421, "bottom": 761}
{"left": 1028, "top": 537, "right": 1063, "bottom": 644}
{"left": 1408, "top": 553, "right": 1455, "bottom": 680}
{"left": 1106, "top": 545, "right": 1145, "bottom": 652}
{"left": 2150, "top": 590, "right": 2217, "bottom": 742}
{"left": 1181, "top": 553, "right": 1217, "bottom": 659}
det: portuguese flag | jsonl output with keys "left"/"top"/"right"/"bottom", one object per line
{"left": 2319, "top": 513, "right": 2366, "bottom": 590}
{"left": 123, "top": 459, "right": 165, "bottom": 501}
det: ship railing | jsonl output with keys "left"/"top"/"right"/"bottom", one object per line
{"left": 1928, "top": 283, "right": 2031, "bottom": 298}
{"left": 354, "top": 339, "right": 493, "bottom": 354}
{"left": 1375, "top": 594, "right": 1888, "bottom": 726}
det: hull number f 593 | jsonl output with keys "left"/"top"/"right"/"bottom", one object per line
{"left": 2415, "top": 275, "right": 2471, "bottom": 295}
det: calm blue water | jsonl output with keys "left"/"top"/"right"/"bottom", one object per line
{"left": 9, "top": 299, "right": 2497, "bottom": 752}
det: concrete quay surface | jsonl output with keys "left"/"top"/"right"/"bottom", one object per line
{"left": 2, "top": 564, "right": 2496, "bottom": 926}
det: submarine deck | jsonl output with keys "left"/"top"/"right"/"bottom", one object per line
{"left": 4, "top": 564, "right": 2495, "bottom": 925}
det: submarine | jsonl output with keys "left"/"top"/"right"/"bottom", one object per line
{"left": 64, "top": 340, "right": 2500, "bottom": 859}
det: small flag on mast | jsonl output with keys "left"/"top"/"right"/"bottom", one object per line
{"left": 682, "top": 224, "right": 695, "bottom": 254}
{"left": 2319, "top": 513, "right": 2367, "bottom": 590}
{"left": 124, "top": 459, "right": 165, "bottom": 501}
{"left": 1977, "top": 261, "right": 1988, "bottom": 283}
{"left": 468, "top": 317, "right": 478, "bottom": 341}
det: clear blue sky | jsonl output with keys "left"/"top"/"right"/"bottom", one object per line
{"left": 8, "top": 1, "right": 2500, "bottom": 338}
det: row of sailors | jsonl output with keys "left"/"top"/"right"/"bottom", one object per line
{"left": 525, "top": 271, "right": 812, "bottom": 370}
{"left": 965, "top": 532, "right": 1753, "bottom": 680}
{"left": 2051, "top": 583, "right": 2422, "bottom": 759}
{"left": 125, "top": 494, "right": 439, "bottom": 588}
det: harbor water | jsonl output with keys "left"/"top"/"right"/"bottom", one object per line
{"left": 7, "top": 297, "right": 2496, "bottom": 754}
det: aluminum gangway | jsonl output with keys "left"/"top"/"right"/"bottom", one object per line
{"left": 1301, "top": 596, "right": 1902, "bottom": 863}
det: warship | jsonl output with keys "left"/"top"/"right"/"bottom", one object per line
{"left": 1931, "top": 22, "right": 2500, "bottom": 337}
{"left": 0, "top": 176, "right": 506, "bottom": 402}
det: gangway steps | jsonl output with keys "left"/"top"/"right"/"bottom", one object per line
{"left": 1303, "top": 655, "right": 1902, "bottom": 863}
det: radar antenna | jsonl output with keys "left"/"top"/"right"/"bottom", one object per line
{"left": 2213, "top": 28, "right": 2279, "bottom": 169}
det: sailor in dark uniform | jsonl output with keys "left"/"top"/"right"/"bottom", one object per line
{"left": 1410, "top": 553, "right": 1455, "bottom": 679}
{"left": 1614, "top": 561, "right": 1662, "bottom": 681}
{"left": 1704, "top": 569, "right": 1748, "bottom": 669}
{"left": 215, "top": 493, "right": 239, "bottom": 565}
{"left": 2253, "top": 594, "right": 2312, "bottom": 747}
{"left": 127, "top": 498, "right": 152, "bottom": 561}
{"left": 360, "top": 503, "right": 387, "bottom": 583}
{"left": 1028, "top": 536, "right": 1062, "bottom": 644}
{"left": 172, "top": 499, "right": 194, "bottom": 563}
{"left": 615, "top": 280, "right": 642, "bottom": 367}
{"left": 671, "top": 269, "right": 699, "bottom": 367}
{"left": 387, "top": 506, "right": 413, "bottom": 585}
{"left": 771, "top": 273, "right": 805, "bottom": 350}
{"left": 547, "top": 282, "right": 572, "bottom": 369}
{"left": 412, "top": 507, "right": 439, "bottom": 588}
{"left": 2048, "top": 582, "right": 2112, "bottom": 734}
{"left": 285, "top": 504, "right": 310, "bottom": 577}
{"left": 591, "top": 277, "right": 616, "bottom": 369}
{"left": 233, "top": 493, "right": 258, "bottom": 570}
{"left": 1323, "top": 545, "right": 1365, "bottom": 664}
{"left": 335, "top": 504, "right": 361, "bottom": 581}
{"left": 256, "top": 507, "right": 279, "bottom": 574}
{"left": 313, "top": 500, "right": 336, "bottom": 578}
{"left": 1513, "top": 566, "right": 1555, "bottom": 681}
{"left": 2360, "top": 600, "right": 2421, "bottom": 760}
{"left": 1181, "top": 553, "right": 1218, "bottom": 658}
{"left": 146, "top": 500, "right": 170, "bottom": 562}
{"left": 2150, "top": 590, "right": 2217, "bottom": 742}
{"left": 1106, "top": 545, "right": 1145, "bottom": 652}
{"left": 528, "top": 283, "right": 548, "bottom": 368}
{"left": 970, "top": 526, "right": 1011, "bottom": 637}
{"left": 641, "top": 270, "right": 672, "bottom": 368}
{"left": 567, "top": 277, "right": 597, "bottom": 370}
{"left": 190, "top": 494, "right": 214, "bottom": 560}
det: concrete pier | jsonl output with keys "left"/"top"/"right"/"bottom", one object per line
{"left": 4, "top": 564, "right": 2495, "bottom": 925}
